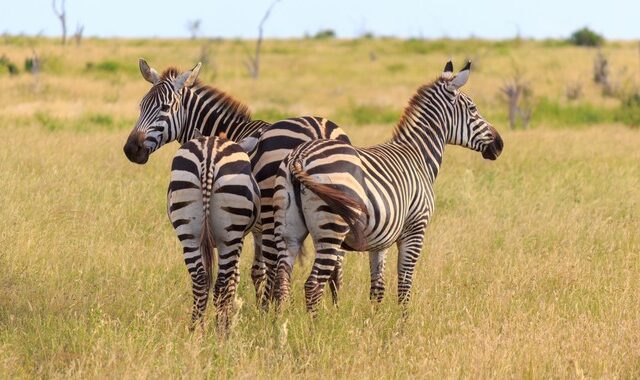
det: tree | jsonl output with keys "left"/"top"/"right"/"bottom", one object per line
{"left": 52, "top": 0, "right": 67, "bottom": 45}
{"left": 186, "top": 19, "right": 201, "bottom": 40}
{"left": 501, "top": 68, "right": 533, "bottom": 130}
{"left": 245, "top": 0, "right": 282, "bottom": 79}
{"left": 569, "top": 27, "right": 604, "bottom": 47}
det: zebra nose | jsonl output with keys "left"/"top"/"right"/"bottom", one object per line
{"left": 123, "top": 131, "right": 149, "bottom": 164}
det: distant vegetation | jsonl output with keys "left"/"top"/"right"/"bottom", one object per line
{"left": 312, "top": 29, "right": 336, "bottom": 39}
{"left": 569, "top": 27, "right": 605, "bottom": 47}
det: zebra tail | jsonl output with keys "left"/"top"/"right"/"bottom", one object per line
{"left": 290, "top": 159, "right": 368, "bottom": 248}
{"left": 200, "top": 150, "right": 217, "bottom": 293}
{"left": 200, "top": 210, "right": 216, "bottom": 292}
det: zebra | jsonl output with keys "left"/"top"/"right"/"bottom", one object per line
{"left": 123, "top": 59, "right": 269, "bottom": 300}
{"left": 167, "top": 134, "right": 260, "bottom": 330}
{"left": 272, "top": 61, "right": 504, "bottom": 313}
{"left": 248, "top": 116, "right": 352, "bottom": 307}
{"left": 122, "top": 59, "right": 353, "bottom": 306}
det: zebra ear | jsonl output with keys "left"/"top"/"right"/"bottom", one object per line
{"left": 442, "top": 60, "right": 454, "bottom": 79}
{"left": 139, "top": 58, "right": 160, "bottom": 84}
{"left": 192, "top": 129, "right": 204, "bottom": 138}
{"left": 449, "top": 61, "right": 471, "bottom": 90}
{"left": 173, "top": 62, "right": 202, "bottom": 91}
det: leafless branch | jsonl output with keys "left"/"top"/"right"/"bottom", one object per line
{"left": 52, "top": 0, "right": 67, "bottom": 45}
{"left": 73, "top": 23, "right": 84, "bottom": 46}
{"left": 501, "top": 69, "right": 533, "bottom": 130}
{"left": 186, "top": 19, "right": 201, "bottom": 40}
{"left": 246, "top": 0, "right": 282, "bottom": 79}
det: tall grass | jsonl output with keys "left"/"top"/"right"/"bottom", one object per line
{"left": 0, "top": 37, "right": 639, "bottom": 378}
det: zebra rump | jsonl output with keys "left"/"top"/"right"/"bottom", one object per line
{"left": 168, "top": 135, "right": 259, "bottom": 329}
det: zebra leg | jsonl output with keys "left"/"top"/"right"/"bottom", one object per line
{"left": 185, "top": 250, "right": 211, "bottom": 331}
{"left": 328, "top": 256, "right": 344, "bottom": 306}
{"left": 273, "top": 168, "right": 308, "bottom": 306}
{"left": 396, "top": 229, "right": 426, "bottom": 307}
{"left": 212, "top": 240, "right": 243, "bottom": 332}
{"left": 168, "top": 187, "right": 210, "bottom": 330}
{"left": 250, "top": 229, "right": 267, "bottom": 305}
{"left": 305, "top": 244, "right": 344, "bottom": 315}
{"left": 369, "top": 249, "right": 388, "bottom": 303}
{"left": 259, "top": 202, "right": 279, "bottom": 309}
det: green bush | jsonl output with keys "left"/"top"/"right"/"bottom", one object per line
{"left": 0, "top": 55, "right": 19, "bottom": 75}
{"left": 615, "top": 92, "right": 640, "bottom": 127}
{"left": 313, "top": 29, "right": 336, "bottom": 39}
{"left": 569, "top": 27, "right": 604, "bottom": 47}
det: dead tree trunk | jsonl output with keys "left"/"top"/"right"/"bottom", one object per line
{"left": 501, "top": 74, "right": 532, "bottom": 130}
{"left": 52, "top": 0, "right": 67, "bottom": 45}
{"left": 246, "top": 0, "right": 282, "bottom": 79}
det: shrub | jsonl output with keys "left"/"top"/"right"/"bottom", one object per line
{"left": 0, "top": 55, "right": 19, "bottom": 75}
{"left": 313, "top": 29, "right": 336, "bottom": 39}
{"left": 569, "top": 27, "right": 604, "bottom": 47}
{"left": 615, "top": 92, "right": 640, "bottom": 127}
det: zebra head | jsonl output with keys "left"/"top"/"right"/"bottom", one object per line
{"left": 123, "top": 59, "right": 201, "bottom": 164}
{"left": 439, "top": 61, "right": 503, "bottom": 160}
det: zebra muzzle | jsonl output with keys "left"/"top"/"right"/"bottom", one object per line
{"left": 123, "top": 131, "right": 150, "bottom": 164}
{"left": 482, "top": 129, "right": 503, "bottom": 161}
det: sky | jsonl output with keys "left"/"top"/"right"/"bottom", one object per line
{"left": 1, "top": 0, "right": 638, "bottom": 40}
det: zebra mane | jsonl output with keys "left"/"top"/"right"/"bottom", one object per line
{"left": 160, "top": 67, "right": 252, "bottom": 122}
{"left": 392, "top": 77, "right": 446, "bottom": 140}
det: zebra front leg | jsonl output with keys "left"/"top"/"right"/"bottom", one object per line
{"left": 369, "top": 249, "right": 388, "bottom": 303}
{"left": 396, "top": 229, "right": 426, "bottom": 308}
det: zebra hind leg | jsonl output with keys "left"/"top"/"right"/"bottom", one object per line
{"left": 328, "top": 257, "right": 344, "bottom": 307}
{"left": 212, "top": 241, "right": 243, "bottom": 333}
{"left": 304, "top": 242, "right": 346, "bottom": 315}
{"left": 249, "top": 230, "right": 267, "bottom": 305}
{"left": 369, "top": 250, "right": 388, "bottom": 303}
{"left": 186, "top": 251, "right": 211, "bottom": 332}
{"left": 273, "top": 170, "right": 308, "bottom": 308}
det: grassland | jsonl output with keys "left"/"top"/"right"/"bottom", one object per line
{"left": 1, "top": 37, "right": 639, "bottom": 378}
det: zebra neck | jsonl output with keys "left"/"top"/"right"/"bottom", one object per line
{"left": 178, "top": 85, "right": 252, "bottom": 143}
{"left": 392, "top": 109, "right": 447, "bottom": 182}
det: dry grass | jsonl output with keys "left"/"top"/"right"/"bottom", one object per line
{"left": 0, "top": 37, "right": 639, "bottom": 378}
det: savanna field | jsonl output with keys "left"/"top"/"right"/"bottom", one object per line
{"left": 1, "top": 37, "right": 639, "bottom": 378}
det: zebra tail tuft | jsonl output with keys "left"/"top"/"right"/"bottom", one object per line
{"left": 290, "top": 159, "right": 368, "bottom": 249}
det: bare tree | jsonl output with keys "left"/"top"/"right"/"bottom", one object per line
{"left": 52, "top": 0, "right": 67, "bottom": 45}
{"left": 73, "top": 23, "right": 84, "bottom": 46}
{"left": 186, "top": 19, "right": 201, "bottom": 40}
{"left": 245, "top": 0, "right": 282, "bottom": 79}
{"left": 501, "top": 70, "right": 533, "bottom": 129}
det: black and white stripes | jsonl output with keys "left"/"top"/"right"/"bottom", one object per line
{"left": 273, "top": 61, "right": 504, "bottom": 312}
{"left": 167, "top": 135, "right": 260, "bottom": 329}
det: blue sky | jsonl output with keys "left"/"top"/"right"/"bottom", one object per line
{"left": 1, "top": 0, "right": 638, "bottom": 40}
